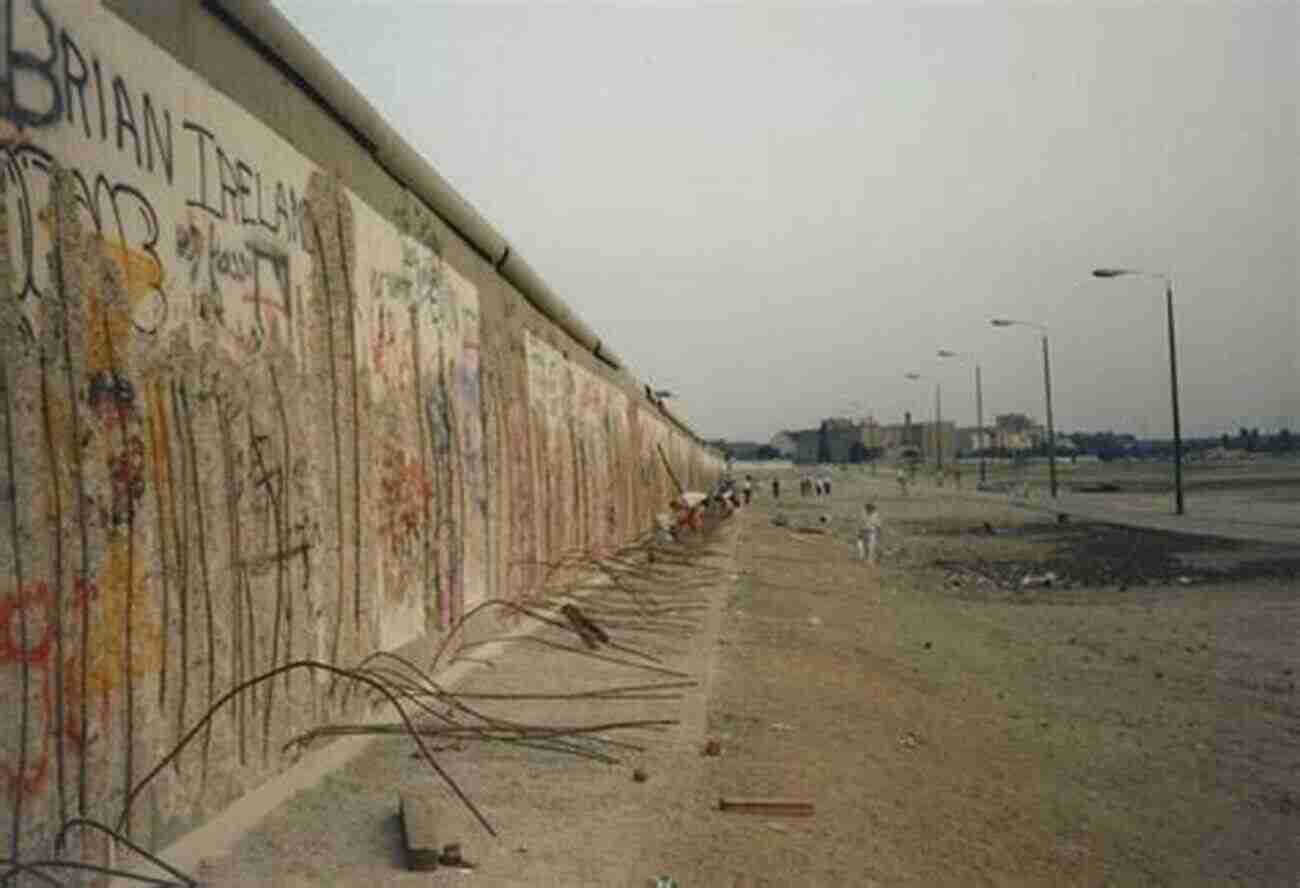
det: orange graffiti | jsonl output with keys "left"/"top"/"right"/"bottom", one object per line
{"left": 379, "top": 450, "right": 433, "bottom": 554}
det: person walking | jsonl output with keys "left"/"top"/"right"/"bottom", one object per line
{"left": 742, "top": 475, "right": 754, "bottom": 505}
{"left": 896, "top": 466, "right": 910, "bottom": 497}
{"left": 771, "top": 477, "right": 781, "bottom": 499}
{"left": 858, "top": 502, "right": 882, "bottom": 564}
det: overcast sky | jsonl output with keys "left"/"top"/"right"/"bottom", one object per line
{"left": 274, "top": 0, "right": 1296, "bottom": 442}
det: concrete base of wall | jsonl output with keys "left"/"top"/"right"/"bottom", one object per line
{"left": 106, "top": 589, "right": 600, "bottom": 887}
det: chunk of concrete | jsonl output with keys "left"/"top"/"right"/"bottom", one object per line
{"left": 399, "top": 793, "right": 440, "bottom": 871}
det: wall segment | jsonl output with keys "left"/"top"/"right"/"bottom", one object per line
{"left": 0, "top": 0, "right": 721, "bottom": 861}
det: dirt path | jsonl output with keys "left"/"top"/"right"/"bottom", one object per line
{"left": 187, "top": 473, "right": 1298, "bottom": 886}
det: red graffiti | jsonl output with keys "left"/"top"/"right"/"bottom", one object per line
{"left": 0, "top": 579, "right": 99, "bottom": 798}
{"left": 0, "top": 582, "right": 56, "bottom": 665}
{"left": 380, "top": 452, "right": 433, "bottom": 555}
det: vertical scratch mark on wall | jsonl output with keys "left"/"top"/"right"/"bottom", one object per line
{"left": 2, "top": 348, "right": 30, "bottom": 859}
{"left": 268, "top": 363, "right": 292, "bottom": 698}
{"left": 147, "top": 384, "right": 171, "bottom": 714}
{"left": 333, "top": 198, "right": 362, "bottom": 645}
{"left": 179, "top": 383, "right": 215, "bottom": 784}
{"left": 216, "top": 400, "right": 244, "bottom": 764}
{"left": 252, "top": 387, "right": 287, "bottom": 763}
{"left": 39, "top": 349, "right": 68, "bottom": 826}
{"left": 409, "top": 308, "right": 430, "bottom": 621}
{"left": 97, "top": 308, "right": 138, "bottom": 836}
{"left": 43, "top": 175, "right": 70, "bottom": 827}
{"left": 307, "top": 207, "right": 346, "bottom": 668}
{"left": 53, "top": 175, "right": 91, "bottom": 817}
{"left": 168, "top": 380, "right": 189, "bottom": 775}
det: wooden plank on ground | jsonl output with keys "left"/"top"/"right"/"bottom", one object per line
{"left": 400, "top": 792, "right": 440, "bottom": 871}
{"left": 718, "top": 797, "right": 815, "bottom": 816}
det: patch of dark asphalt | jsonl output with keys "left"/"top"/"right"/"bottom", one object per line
{"left": 909, "top": 518, "right": 1300, "bottom": 592}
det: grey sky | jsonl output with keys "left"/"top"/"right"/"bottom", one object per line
{"left": 274, "top": 0, "right": 1297, "bottom": 442}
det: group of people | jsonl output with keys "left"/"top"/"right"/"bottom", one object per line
{"left": 799, "top": 473, "right": 833, "bottom": 497}
{"left": 656, "top": 469, "right": 882, "bottom": 566}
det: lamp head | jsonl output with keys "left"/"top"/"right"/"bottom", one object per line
{"left": 904, "top": 373, "right": 922, "bottom": 381}
{"left": 1092, "top": 268, "right": 1130, "bottom": 279}
{"left": 936, "top": 349, "right": 959, "bottom": 358}
{"left": 990, "top": 319, "right": 1014, "bottom": 327}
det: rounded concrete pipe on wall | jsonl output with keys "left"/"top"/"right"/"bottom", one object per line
{"left": 209, "top": 0, "right": 624, "bottom": 372}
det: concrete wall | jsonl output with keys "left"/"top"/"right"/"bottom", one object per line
{"left": 0, "top": 0, "right": 720, "bottom": 860}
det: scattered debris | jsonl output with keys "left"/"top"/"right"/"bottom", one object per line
{"left": 562, "top": 603, "right": 610, "bottom": 649}
{"left": 808, "top": 616, "right": 822, "bottom": 626}
{"left": 439, "top": 843, "right": 476, "bottom": 872}
{"left": 1020, "top": 572, "right": 1058, "bottom": 589}
{"left": 898, "top": 732, "right": 923, "bottom": 750}
{"left": 923, "top": 641, "right": 932, "bottom": 650}
{"left": 633, "top": 767, "right": 649, "bottom": 783}
{"left": 718, "top": 797, "right": 815, "bottom": 816}
{"left": 702, "top": 738, "right": 722, "bottom": 757}
{"left": 1178, "top": 576, "right": 1192, "bottom": 585}
{"left": 400, "top": 793, "right": 442, "bottom": 871}
{"left": 653, "top": 876, "right": 680, "bottom": 888}
{"left": 770, "top": 722, "right": 795, "bottom": 731}
{"left": 772, "top": 513, "right": 789, "bottom": 527}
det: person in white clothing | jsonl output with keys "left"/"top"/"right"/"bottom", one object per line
{"left": 858, "top": 502, "right": 882, "bottom": 564}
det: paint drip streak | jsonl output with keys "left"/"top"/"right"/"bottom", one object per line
{"left": 179, "top": 384, "right": 216, "bottom": 782}
{"left": 38, "top": 351, "right": 68, "bottom": 825}
{"left": 334, "top": 201, "right": 362, "bottom": 644}
{"left": 306, "top": 206, "right": 347, "bottom": 669}
{"left": 2, "top": 353, "right": 30, "bottom": 859}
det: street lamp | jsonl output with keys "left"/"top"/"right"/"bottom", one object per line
{"left": 937, "top": 349, "right": 987, "bottom": 484}
{"left": 990, "top": 318, "right": 1058, "bottom": 498}
{"left": 1092, "top": 268, "right": 1185, "bottom": 515}
{"left": 904, "top": 373, "right": 943, "bottom": 473}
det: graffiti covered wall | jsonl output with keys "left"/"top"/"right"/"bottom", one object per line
{"left": 0, "top": 0, "right": 720, "bottom": 861}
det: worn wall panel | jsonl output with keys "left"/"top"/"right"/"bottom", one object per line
{"left": 0, "top": 0, "right": 720, "bottom": 863}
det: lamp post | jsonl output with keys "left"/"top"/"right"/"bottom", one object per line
{"left": 990, "top": 319, "right": 1058, "bottom": 499}
{"left": 937, "top": 349, "right": 986, "bottom": 484}
{"left": 904, "top": 373, "right": 943, "bottom": 473}
{"left": 1092, "top": 268, "right": 1185, "bottom": 515}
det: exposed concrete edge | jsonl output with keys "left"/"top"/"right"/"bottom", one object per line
{"left": 111, "top": 556, "right": 643, "bottom": 885}
{"left": 204, "top": 0, "right": 630, "bottom": 375}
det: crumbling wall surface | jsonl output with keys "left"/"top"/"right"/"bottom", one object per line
{"left": 0, "top": 0, "right": 721, "bottom": 862}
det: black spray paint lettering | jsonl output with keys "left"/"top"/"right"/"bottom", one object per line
{"left": 183, "top": 122, "right": 302, "bottom": 244}
{"left": 1, "top": 0, "right": 175, "bottom": 184}
{"left": 0, "top": 142, "right": 168, "bottom": 332}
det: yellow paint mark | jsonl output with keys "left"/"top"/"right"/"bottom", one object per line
{"left": 84, "top": 537, "right": 162, "bottom": 710}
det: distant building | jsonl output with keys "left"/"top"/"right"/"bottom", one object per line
{"left": 956, "top": 426, "right": 994, "bottom": 453}
{"left": 712, "top": 440, "right": 764, "bottom": 460}
{"left": 862, "top": 411, "right": 956, "bottom": 465}
{"left": 769, "top": 431, "right": 800, "bottom": 458}
{"left": 820, "top": 417, "right": 864, "bottom": 463}
{"left": 994, "top": 413, "right": 1045, "bottom": 451}
{"left": 770, "top": 428, "right": 821, "bottom": 464}
{"left": 791, "top": 429, "right": 821, "bottom": 464}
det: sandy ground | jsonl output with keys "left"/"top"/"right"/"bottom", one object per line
{"left": 185, "top": 472, "right": 1298, "bottom": 887}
